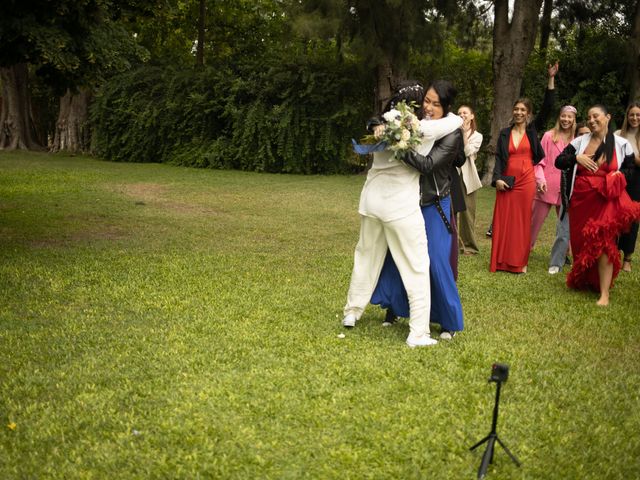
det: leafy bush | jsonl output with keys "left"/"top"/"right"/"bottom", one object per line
{"left": 91, "top": 46, "right": 372, "bottom": 174}
{"left": 523, "top": 26, "right": 629, "bottom": 129}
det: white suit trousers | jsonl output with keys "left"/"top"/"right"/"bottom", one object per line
{"left": 344, "top": 210, "right": 431, "bottom": 337}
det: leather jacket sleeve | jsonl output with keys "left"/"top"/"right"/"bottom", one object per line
{"left": 402, "top": 129, "right": 462, "bottom": 175}
{"left": 534, "top": 88, "right": 556, "bottom": 133}
{"left": 366, "top": 117, "right": 383, "bottom": 133}
{"left": 555, "top": 143, "right": 577, "bottom": 170}
{"left": 491, "top": 130, "right": 508, "bottom": 187}
{"left": 454, "top": 135, "right": 466, "bottom": 168}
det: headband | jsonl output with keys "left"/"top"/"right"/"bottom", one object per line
{"left": 561, "top": 105, "right": 577, "bottom": 115}
{"left": 397, "top": 84, "right": 422, "bottom": 94}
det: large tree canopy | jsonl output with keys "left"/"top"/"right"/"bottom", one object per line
{"left": 0, "top": 0, "right": 637, "bottom": 170}
{"left": 291, "top": 0, "right": 462, "bottom": 113}
{"left": 0, "top": 0, "right": 150, "bottom": 150}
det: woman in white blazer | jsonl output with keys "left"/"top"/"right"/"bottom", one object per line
{"left": 342, "top": 82, "right": 462, "bottom": 346}
{"left": 457, "top": 105, "right": 483, "bottom": 255}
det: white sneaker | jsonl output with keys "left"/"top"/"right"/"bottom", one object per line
{"left": 548, "top": 266, "right": 560, "bottom": 275}
{"left": 342, "top": 313, "right": 357, "bottom": 328}
{"left": 440, "top": 331, "right": 456, "bottom": 340}
{"left": 406, "top": 334, "right": 438, "bottom": 347}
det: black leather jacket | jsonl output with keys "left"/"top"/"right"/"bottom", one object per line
{"left": 402, "top": 129, "right": 466, "bottom": 206}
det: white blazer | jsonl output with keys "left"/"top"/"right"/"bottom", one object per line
{"left": 358, "top": 113, "right": 462, "bottom": 222}
{"left": 458, "top": 130, "right": 483, "bottom": 194}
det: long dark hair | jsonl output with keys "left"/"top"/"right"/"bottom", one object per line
{"left": 589, "top": 104, "right": 615, "bottom": 164}
{"left": 383, "top": 81, "right": 425, "bottom": 119}
{"left": 425, "top": 80, "right": 457, "bottom": 116}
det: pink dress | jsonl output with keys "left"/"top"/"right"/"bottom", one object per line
{"left": 535, "top": 131, "right": 569, "bottom": 206}
{"left": 530, "top": 131, "right": 570, "bottom": 249}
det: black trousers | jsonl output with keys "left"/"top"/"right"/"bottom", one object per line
{"left": 619, "top": 222, "right": 639, "bottom": 256}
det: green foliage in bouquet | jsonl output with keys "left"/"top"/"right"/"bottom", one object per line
{"left": 380, "top": 101, "right": 423, "bottom": 159}
{"left": 359, "top": 101, "right": 423, "bottom": 159}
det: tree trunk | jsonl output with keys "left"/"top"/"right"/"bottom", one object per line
{"left": 374, "top": 53, "right": 407, "bottom": 115}
{"left": 375, "top": 56, "right": 394, "bottom": 115}
{"left": 629, "top": 0, "right": 640, "bottom": 101}
{"left": 0, "top": 63, "right": 43, "bottom": 150}
{"left": 51, "top": 88, "right": 91, "bottom": 153}
{"left": 196, "top": 0, "right": 206, "bottom": 67}
{"left": 539, "top": 0, "right": 553, "bottom": 53}
{"left": 482, "top": 0, "right": 544, "bottom": 185}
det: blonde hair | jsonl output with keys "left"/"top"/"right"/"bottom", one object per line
{"left": 620, "top": 101, "right": 640, "bottom": 151}
{"left": 551, "top": 108, "right": 577, "bottom": 142}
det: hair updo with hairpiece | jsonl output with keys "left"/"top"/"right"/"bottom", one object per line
{"left": 383, "top": 81, "right": 425, "bottom": 120}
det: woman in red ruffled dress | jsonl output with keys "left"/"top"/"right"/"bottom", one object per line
{"left": 555, "top": 105, "right": 640, "bottom": 306}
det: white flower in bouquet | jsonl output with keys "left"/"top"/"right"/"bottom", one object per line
{"left": 354, "top": 101, "right": 423, "bottom": 158}
{"left": 395, "top": 140, "right": 408, "bottom": 151}
{"left": 383, "top": 109, "right": 401, "bottom": 123}
{"left": 380, "top": 101, "right": 423, "bottom": 160}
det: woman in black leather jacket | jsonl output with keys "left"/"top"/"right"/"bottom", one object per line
{"left": 371, "top": 80, "right": 465, "bottom": 340}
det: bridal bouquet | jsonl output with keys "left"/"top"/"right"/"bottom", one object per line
{"left": 353, "top": 101, "right": 423, "bottom": 160}
{"left": 380, "top": 101, "right": 423, "bottom": 158}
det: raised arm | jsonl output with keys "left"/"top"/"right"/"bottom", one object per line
{"left": 534, "top": 62, "right": 558, "bottom": 132}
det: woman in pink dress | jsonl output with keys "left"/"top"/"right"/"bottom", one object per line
{"left": 555, "top": 105, "right": 640, "bottom": 306}
{"left": 530, "top": 105, "right": 577, "bottom": 273}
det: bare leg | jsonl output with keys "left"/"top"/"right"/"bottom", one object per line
{"left": 596, "top": 254, "right": 613, "bottom": 306}
{"left": 622, "top": 255, "right": 632, "bottom": 273}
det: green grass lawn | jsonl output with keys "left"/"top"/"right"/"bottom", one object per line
{"left": 1, "top": 151, "right": 639, "bottom": 479}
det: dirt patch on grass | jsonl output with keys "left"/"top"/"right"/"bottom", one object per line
{"left": 113, "top": 182, "right": 223, "bottom": 216}
{"left": 27, "top": 218, "right": 128, "bottom": 248}
{"left": 120, "top": 183, "right": 169, "bottom": 200}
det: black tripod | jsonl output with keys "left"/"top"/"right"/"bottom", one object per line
{"left": 469, "top": 370, "right": 521, "bottom": 479}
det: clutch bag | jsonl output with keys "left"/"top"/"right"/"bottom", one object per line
{"left": 499, "top": 175, "right": 515, "bottom": 189}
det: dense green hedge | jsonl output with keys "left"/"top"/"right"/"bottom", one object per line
{"left": 91, "top": 50, "right": 372, "bottom": 174}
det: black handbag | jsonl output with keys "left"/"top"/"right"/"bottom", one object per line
{"left": 499, "top": 175, "right": 515, "bottom": 189}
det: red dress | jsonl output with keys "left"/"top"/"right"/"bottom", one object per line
{"left": 567, "top": 151, "right": 640, "bottom": 291}
{"left": 490, "top": 133, "right": 536, "bottom": 272}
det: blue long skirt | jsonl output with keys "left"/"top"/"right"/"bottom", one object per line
{"left": 371, "top": 196, "right": 464, "bottom": 331}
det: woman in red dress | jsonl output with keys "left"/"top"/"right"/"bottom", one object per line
{"left": 490, "top": 98, "right": 545, "bottom": 273}
{"left": 555, "top": 105, "right": 640, "bottom": 306}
